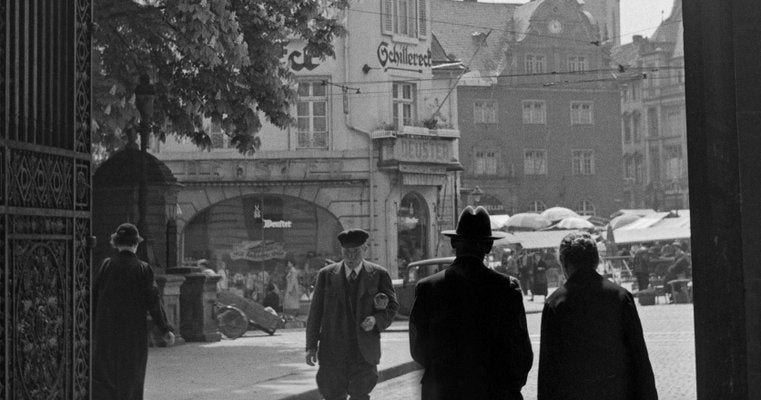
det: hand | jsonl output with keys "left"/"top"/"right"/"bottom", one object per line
{"left": 361, "top": 316, "right": 376, "bottom": 332}
{"left": 306, "top": 349, "right": 318, "bottom": 366}
{"left": 163, "top": 331, "right": 175, "bottom": 346}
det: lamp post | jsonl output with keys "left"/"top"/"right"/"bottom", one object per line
{"left": 470, "top": 186, "right": 484, "bottom": 206}
{"left": 135, "top": 74, "right": 157, "bottom": 266}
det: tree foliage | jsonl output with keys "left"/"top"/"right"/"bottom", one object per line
{"left": 93, "top": 0, "right": 348, "bottom": 157}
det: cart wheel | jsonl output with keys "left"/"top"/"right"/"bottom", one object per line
{"left": 217, "top": 306, "right": 248, "bottom": 339}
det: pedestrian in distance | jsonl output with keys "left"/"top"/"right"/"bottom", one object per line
{"left": 409, "top": 206, "right": 533, "bottom": 400}
{"left": 92, "top": 223, "right": 175, "bottom": 400}
{"left": 530, "top": 251, "right": 549, "bottom": 302}
{"left": 538, "top": 231, "right": 657, "bottom": 400}
{"left": 632, "top": 242, "right": 652, "bottom": 292}
{"left": 306, "top": 229, "right": 399, "bottom": 400}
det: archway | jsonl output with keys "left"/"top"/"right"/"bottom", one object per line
{"left": 397, "top": 192, "right": 430, "bottom": 270}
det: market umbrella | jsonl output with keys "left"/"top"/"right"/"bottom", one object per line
{"left": 489, "top": 214, "right": 511, "bottom": 230}
{"left": 505, "top": 213, "right": 552, "bottom": 230}
{"left": 609, "top": 213, "right": 641, "bottom": 230}
{"left": 540, "top": 207, "right": 580, "bottom": 222}
{"left": 556, "top": 216, "right": 595, "bottom": 230}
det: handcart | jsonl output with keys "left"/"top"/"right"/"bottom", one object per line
{"left": 216, "top": 291, "right": 282, "bottom": 339}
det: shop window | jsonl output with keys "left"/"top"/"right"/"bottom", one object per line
{"left": 393, "top": 82, "right": 416, "bottom": 128}
{"left": 524, "top": 149, "right": 547, "bottom": 175}
{"left": 522, "top": 100, "right": 546, "bottom": 124}
{"left": 572, "top": 149, "right": 595, "bottom": 175}
{"left": 397, "top": 193, "right": 429, "bottom": 271}
{"left": 474, "top": 100, "right": 497, "bottom": 124}
{"left": 528, "top": 200, "right": 547, "bottom": 213}
{"left": 567, "top": 56, "right": 588, "bottom": 72}
{"left": 524, "top": 54, "right": 546, "bottom": 74}
{"left": 474, "top": 150, "right": 497, "bottom": 175}
{"left": 576, "top": 199, "right": 596, "bottom": 216}
{"left": 296, "top": 81, "right": 329, "bottom": 149}
{"left": 381, "top": 0, "right": 427, "bottom": 39}
{"left": 570, "top": 102, "right": 593, "bottom": 125}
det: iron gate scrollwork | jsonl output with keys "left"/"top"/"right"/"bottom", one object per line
{"left": 2, "top": 0, "right": 93, "bottom": 399}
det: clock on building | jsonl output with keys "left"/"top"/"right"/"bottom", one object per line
{"left": 548, "top": 19, "right": 562, "bottom": 34}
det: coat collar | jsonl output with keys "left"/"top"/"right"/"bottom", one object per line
{"left": 331, "top": 260, "right": 375, "bottom": 276}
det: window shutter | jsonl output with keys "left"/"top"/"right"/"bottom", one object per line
{"left": 417, "top": 0, "right": 427, "bottom": 38}
{"left": 381, "top": 0, "right": 394, "bottom": 35}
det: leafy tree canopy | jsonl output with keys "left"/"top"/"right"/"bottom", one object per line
{"left": 93, "top": 0, "right": 348, "bottom": 157}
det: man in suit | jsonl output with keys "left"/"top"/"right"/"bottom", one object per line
{"left": 538, "top": 232, "right": 658, "bottom": 400}
{"left": 409, "top": 206, "right": 533, "bottom": 400}
{"left": 306, "top": 229, "right": 399, "bottom": 400}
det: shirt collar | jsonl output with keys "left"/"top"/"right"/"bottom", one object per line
{"left": 343, "top": 261, "right": 363, "bottom": 278}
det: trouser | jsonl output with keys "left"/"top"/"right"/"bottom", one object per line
{"left": 636, "top": 272, "right": 650, "bottom": 291}
{"left": 317, "top": 346, "right": 378, "bottom": 400}
{"left": 519, "top": 276, "right": 531, "bottom": 295}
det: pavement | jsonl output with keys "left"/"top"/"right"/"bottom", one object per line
{"left": 145, "top": 290, "right": 696, "bottom": 400}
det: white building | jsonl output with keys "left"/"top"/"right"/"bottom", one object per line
{"left": 153, "top": 0, "right": 461, "bottom": 278}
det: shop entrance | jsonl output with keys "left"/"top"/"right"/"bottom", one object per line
{"left": 397, "top": 192, "right": 430, "bottom": 271}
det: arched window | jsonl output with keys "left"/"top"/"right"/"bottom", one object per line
{"left": 576, "top": 200, "right": 596, "bottom": 216}
{"left": 527, "top": 200, "right": 547, "bottom": 213}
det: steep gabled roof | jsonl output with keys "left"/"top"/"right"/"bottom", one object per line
{"left": 431, "top": 0, "right": 519, "bottom": 74}
{"left": 651, "top": 0, "right": 682, "bottom": 45}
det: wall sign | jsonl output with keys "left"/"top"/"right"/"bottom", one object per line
{"left": 289, "top": 47, "right": 320, "bottom": 71}
{"left": 263, "top": 219, "right": 293, "bottom": 229}
{"left": 377, "top": 41, "right": 432, "bottom": 73}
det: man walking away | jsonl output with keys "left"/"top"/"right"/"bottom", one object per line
{"left": 410, "top": 206, "right": 533, "bottom": 400}
{"left": 538, "top": 232, "right": 657, "bottom": 400}
{"left": 306, "top": 229, "right": 399, "bottom": 400}
{"left": 632, "top": 242, "right": 652, "bottom": 291}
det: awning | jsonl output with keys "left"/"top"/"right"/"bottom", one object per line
{"left": 494, "top": 230, "right": 579, "bottom": 250}
{"left": 613, "top": 226, "right": 691, "bottom": 244}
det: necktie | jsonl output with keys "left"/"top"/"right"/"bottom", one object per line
{"left": 349, "top": 269, "right": 357, "bottom": 281}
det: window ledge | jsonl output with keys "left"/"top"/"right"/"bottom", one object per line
{"left": 389, "top": 34, "right": 421, "bottom": 45}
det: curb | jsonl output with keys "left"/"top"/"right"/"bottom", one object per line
{"left": 278, "top": 361, "right": 422, "bottom": 400}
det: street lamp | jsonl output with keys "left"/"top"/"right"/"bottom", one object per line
{"left": 470, "top": 186, "right": 484, "bottom": 205}
{"left": 135, "top": 73, "right": 156, "bottom": 151}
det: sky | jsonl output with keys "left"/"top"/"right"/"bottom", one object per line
{"left": 477, "top": 0, "right": 676, "bottom": 44}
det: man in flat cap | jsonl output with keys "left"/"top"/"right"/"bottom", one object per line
{"left": 409, "top": 206, "right": 533, "bottom": 399}
{"left": 92, "top": 223, "right": 174, "bottom": 400}
{"left": 306, "top": 228, "right": 399, "bottom": 400}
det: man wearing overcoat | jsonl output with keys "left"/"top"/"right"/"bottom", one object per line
{"left": 538, "top": 231, "right": 657, "bottom": 400}
{"left": 409, "top": 206, "right": 533, "bottom": 399}
{"left": 306, "top": 229, "right": 399, "bottom": 400}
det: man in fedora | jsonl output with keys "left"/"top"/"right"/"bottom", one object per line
{"left": 409, "top": 206, "right": 533, "bottom": 399}
{"left": 306, "top": 229, "right": 399, "bottom": 400}
{"left": 92, "top": 223, "right": 174, "bottom": 400}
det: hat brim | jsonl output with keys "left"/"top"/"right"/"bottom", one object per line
{"left": 442, "top": 230, "right": 506, "bottom": 240}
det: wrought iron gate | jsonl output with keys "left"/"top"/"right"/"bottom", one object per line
{"left": 2, "top": 1, "right": 92, "bottom": 399}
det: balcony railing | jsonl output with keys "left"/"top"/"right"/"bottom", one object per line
{"left": 371, "top": 125, "right": 460, "bottom": 140}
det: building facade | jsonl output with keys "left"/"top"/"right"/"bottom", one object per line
{"left": 153, "top": 0, "right": 461, "bottom": 278}
{"left": 434, "top": 0, "right": 623, "bottom": 218}
{"left": 613, "top": 0, "right": 687, "bottom": 210}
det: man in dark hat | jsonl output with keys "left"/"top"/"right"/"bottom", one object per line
{"left": 409, "top": 206, "right": 533, "bottom": 399}
{"left": 306, "top": 228, "right": 399, "bottom": 400}
{"left": 538, "top": 231, "right": 657, "bottom": 400}
{"left": 92, "top": 223, "right": 174, "bottom": 400}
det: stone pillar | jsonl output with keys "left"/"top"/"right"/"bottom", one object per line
{"left": 155, "top": 274, "right": 186, "bottom": 346}
{"left": 173, "top": 273, "right": 222, "bottom": 342}
{"left": 683, "top": 1, "right": 761, "bottom": 398}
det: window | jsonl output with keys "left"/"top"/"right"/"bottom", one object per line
{"left": 623, "top": 114, "right": 632, "bottom": 143}
{"left": 474, "top": 150, "right": 498, "bottom": 175}
{"left": 632, "top": 112, "right": 642, "bottom": 141}
{"left": 664, "top": 107, "right": 684, "bottom": 137}
{"left": 567, "top": 56, "right": 588, "bottom": 72}
{"left": 393, "top": 82, "right": 416, "bottom": 128}
{"left": 570, "top": 102, "right": 593, "bottom": 124}
{"left": 624, "top": 156, "right": 635, "bottom": 179}
{"left": 664, "top": 145, "right": 684, "bottom": 180}
{"left": 528, "top": 200, "right": 547, "bottom": 213}
{"left": 631, "top": 83, "right": 639, "bottom": 100}
{"left": 524, "top": 54, "right": 546, "bottom": 74}
{"left": 524, "top": 149, "right": 547, "bottom": 175}
{"left": 381, "top": 0, "right": 427, "bottom": 38}
{"left": 209, "top": 121, "right": 227, "bottom": 149}
{"left": 576, "top": 200, "right": 596, "bottom": 216}
{"left": 522, "top": 100, "right": 546, "bottom": 124}
{"left": 635, "top": 155, "right": 644, "bottom": 183}
{"left": 647, "top": 107, "right": 659, "bottom": 137}
{"left": 572, "top": 150, "right": 595, "bottom": 175}
{"left": 296, "top": 81, "right": 329, "bottom": 149}
{"left": 474, "top": 101, "right": 498, "bottom": 124}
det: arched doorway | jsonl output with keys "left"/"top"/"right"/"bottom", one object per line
{"left": 397, "top": 192, "right": 430, "bottom": 270}
{"left": 182, "top": 194, "right": 344, "bottom": 298}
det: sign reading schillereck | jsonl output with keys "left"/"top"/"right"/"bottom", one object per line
{"left": 377, "top": 41, "right": 432, "bottom": 73}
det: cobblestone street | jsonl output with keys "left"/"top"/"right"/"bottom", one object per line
{"left": 372, "top": 304, "right": 696, "bottom": 399}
